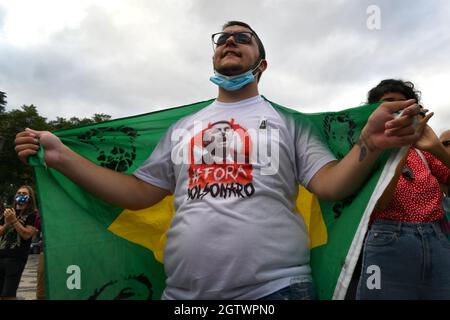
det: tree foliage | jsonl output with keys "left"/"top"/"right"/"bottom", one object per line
{"left": 0, "top": 96, "right": 111, "bottom": 204}
{"left": 48, "top": 113, "right": 111, "bottom": 130}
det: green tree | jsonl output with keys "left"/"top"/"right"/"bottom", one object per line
{"left": 92, "top": 113, "right": 112, "bottom": 123}
{"left": 0, "top": 104, "right": 112, "bottom": 203}
{"left": 48, "top": 113, "right": 112, "bottom": 130}
{"left": 0, "top": 105, "right": 49, "bottom": 202}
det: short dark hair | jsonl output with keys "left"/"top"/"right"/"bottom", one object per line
{"left": 222, "top": 21, "right": 266, "bottom": 61}
{"left": 367, "top": 79, "right": 421, "bottom": 104}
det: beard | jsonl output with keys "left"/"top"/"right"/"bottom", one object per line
{"left": 214, "top": 56, "right": 261, "bottom": 77}
{"left": 214, "top": 52, "right": 253, "bottom": 76}
{"left": 215, "top": 63, "right": 247, "bottom": 76}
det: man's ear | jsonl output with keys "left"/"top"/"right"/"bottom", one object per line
{"left": 259, "top": 59, "right": 268, "bottom": 73}
{"left": 256, "top": 59, "right": 268, "bottom": 82}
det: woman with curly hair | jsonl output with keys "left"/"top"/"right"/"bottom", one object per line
{"left": 356, "top": 79, "right": 450, "bottom": 299}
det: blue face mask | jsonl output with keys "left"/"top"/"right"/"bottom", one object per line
{"left": 15, "top": 194, "right": 29, "bottom": 205}
{"left": 210, "top": 60, "right": 263, "bottom": 91}
{"left": 210, "top": 70, "right": 255, "bottom": 91}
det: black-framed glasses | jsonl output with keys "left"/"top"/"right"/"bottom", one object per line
{"left": 212, "top": 32, "right": 254, "bottom": 46}
{"left": 443, "top": 140, "right": 450, "bottom": 147}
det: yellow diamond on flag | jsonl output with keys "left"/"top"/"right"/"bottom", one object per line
{"left": 108, "top": 196, "right": 175, "bottom": 263}
{"left": 296, "top": 186, "right": 328, "bottom": 248}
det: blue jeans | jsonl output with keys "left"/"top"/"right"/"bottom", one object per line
{"left": 259, "top": 277, "right": 316, "bottom": 300}
{"left": 356, "top": 219, "right": 450, "bottom": 299}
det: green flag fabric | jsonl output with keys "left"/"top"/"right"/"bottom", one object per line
{"left": 30, "top": 98, "right": 402, "bottom": 300}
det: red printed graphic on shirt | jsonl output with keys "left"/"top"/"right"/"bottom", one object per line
{"left": 187, "top": 119, "right": 254, "bottom": 199}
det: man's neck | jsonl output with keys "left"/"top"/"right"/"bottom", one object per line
{"left": 216, "top": 83, "right": 260, "bottom": 103}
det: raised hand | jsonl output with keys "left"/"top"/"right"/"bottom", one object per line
{"left": 15, "top": 128, "right": 68, "bottom": 168}
{"left": 362, "top": 99, "right": 425, "bottom": 151}
{"left": 3, "top": 208, "right": 17, "bottom": 225}
{"left": 412, "top": 109, "right": 437, "bottom": 151}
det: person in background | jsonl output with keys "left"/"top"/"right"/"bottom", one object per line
{"left": 356, "top": 79, "right": 450, "bottom": 299}
{"left": 441, "top": 130, "right": 450, "bottom": 197}
{"left": 439, "top": 130, "right": 450, "bottom": 236}
{"left": 0, "top": 185, "right": 37, "bottom": 299}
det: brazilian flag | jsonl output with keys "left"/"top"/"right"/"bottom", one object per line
{"left": 30, "top": 98, "right": 404, "bottom": 300}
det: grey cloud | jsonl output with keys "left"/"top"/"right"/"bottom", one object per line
{"left": 188, "top": 1, "right": 444, "bottom": 88}
{"left": 1, "top": 3, "right": 215, "bottom": 119}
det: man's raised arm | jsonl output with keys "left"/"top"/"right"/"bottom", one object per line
{"left": 308, "top": 99, "right": 424, "bottom": 201}
{"left": 15, "top": 128, "right": 169, "bottom": 210}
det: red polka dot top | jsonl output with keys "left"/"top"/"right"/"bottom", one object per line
{"left": 372, "top": 148, "right": 450, "bottom": 223}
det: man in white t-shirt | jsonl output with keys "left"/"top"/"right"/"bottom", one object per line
{"left": 15, "top": 21, "right": 425, "bottom": 300}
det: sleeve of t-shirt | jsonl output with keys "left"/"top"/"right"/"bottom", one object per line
{"left": 133, "top": 125, "right": 176, "bottom": 193}
{"left": 293, "top": 117, "right": 337, "bottom": 187}
{"left": 424, "top": 151, "right": 450, "bottom": 185}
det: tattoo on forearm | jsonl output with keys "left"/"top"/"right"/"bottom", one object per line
{"left": 357, "top": 137, "right": 368, "bottom": 162}
{"left": 357, "top": 134, "right": 377, "bottom": 162}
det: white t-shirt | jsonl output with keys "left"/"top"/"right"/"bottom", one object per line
{"left": 134, "top": 96, "right": 336, "bottom": 299}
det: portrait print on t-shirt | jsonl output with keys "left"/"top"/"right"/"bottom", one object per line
{"left": 187, "top": 119, "right": 255, "bottom": 200}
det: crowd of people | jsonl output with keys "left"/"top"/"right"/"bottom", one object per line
{"left": 2, "top": 21, "right": 450, "bottom": 300}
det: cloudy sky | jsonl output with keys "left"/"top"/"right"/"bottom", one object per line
{"left": 0, "top": 0, "right": 449, "bottom": 134}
